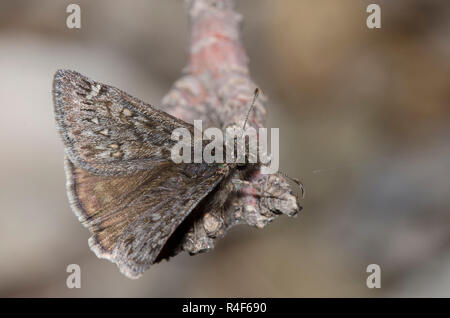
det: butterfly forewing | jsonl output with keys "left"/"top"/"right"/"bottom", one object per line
{"left": 53, "top": 69, "right": 195, "bottom": 176}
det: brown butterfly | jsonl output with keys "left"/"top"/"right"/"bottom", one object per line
{"left": 53, "top": 69, "right": 254, "bottom": 278}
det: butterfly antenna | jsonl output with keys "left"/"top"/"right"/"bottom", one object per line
{"left": 243, "top": 88, "right": 260, "bottom": 131}
{"left": 280, "top": 170, "right": 305, "bottom": 199}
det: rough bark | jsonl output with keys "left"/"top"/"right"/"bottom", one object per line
{"left": 161, "top": 0, "right": 301, "bottom": 256}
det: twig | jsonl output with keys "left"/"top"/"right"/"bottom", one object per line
{"left": 161, "top": 0, "right": 301, "bottom": 256}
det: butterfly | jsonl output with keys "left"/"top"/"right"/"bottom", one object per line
{"left": 53, "top": 69, "right": 263, "bottom": 278}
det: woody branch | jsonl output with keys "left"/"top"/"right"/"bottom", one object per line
{"left": 162, "top": 0, "right": 300, "bottom": 255}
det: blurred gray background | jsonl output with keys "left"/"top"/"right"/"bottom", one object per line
{"left": 0, "top": 0, "right": 449, "bottom": 297}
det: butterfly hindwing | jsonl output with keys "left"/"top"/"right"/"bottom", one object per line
{"left": 65, "top": 156, "right": 227, "bottom": 278}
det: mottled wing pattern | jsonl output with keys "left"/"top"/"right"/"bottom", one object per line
{"left": 65, "top": 153, "right": 227, "bottom": 278}
{"left": 53, "top": 69, "right": 194, "bottom": 176}
{"left": 54, "top": 69, "right": 229, "bottom": 278}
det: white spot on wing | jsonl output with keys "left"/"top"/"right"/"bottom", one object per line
{"left": 86, "top": 83, "right": 101, "bottom": 99}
